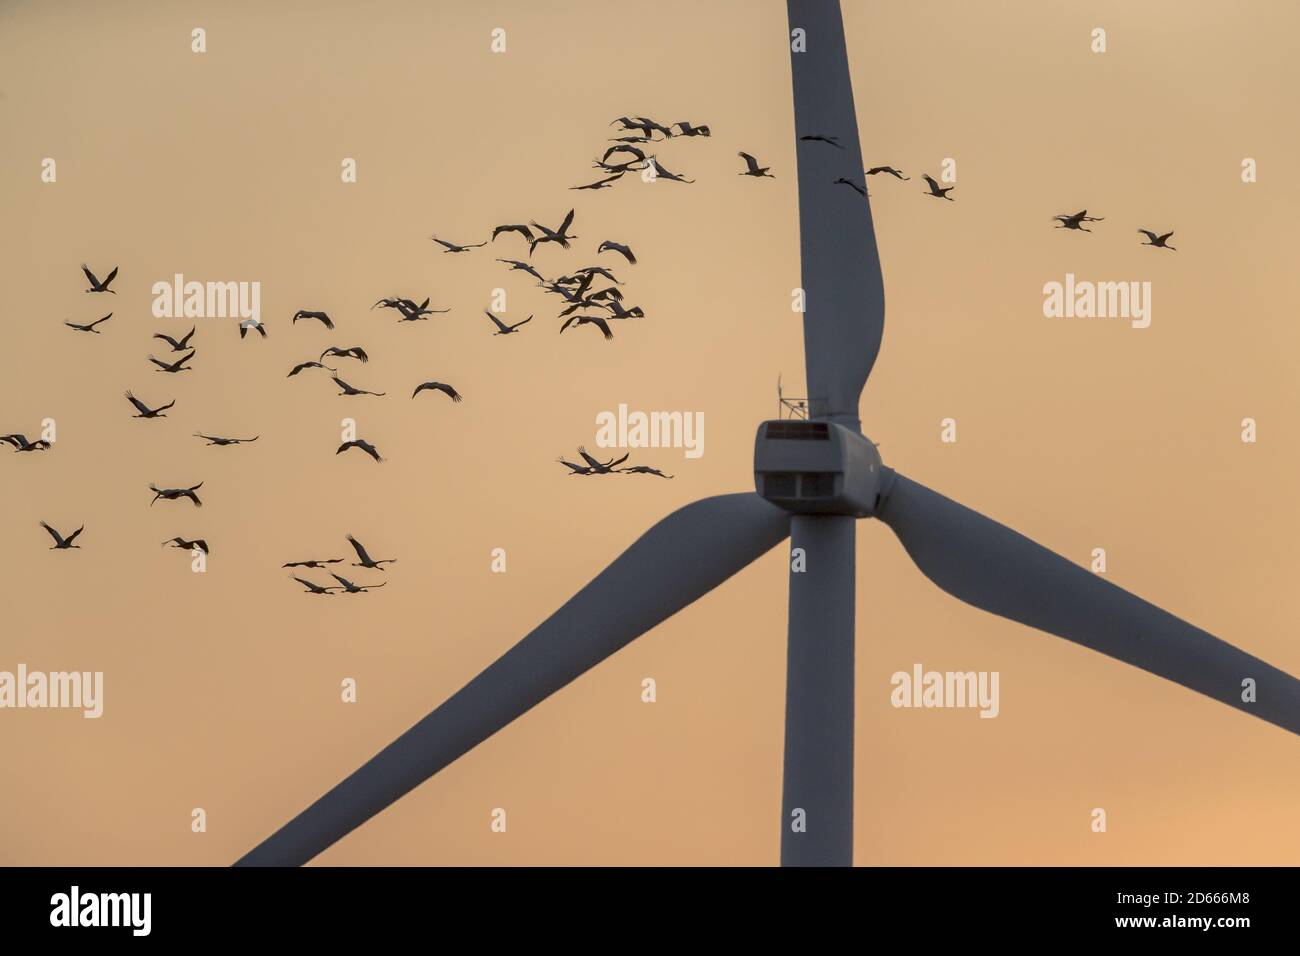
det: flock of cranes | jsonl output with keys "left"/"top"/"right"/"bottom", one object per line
{"left": 1053, "top": 210, "right": 1177, "bottom": 248}
{"left": 11, "top": 107, "right": 1186, "bottom": 581}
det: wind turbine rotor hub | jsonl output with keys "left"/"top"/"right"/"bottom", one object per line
{"left": 753, "top": 419, "right": 885, "bottom": 516}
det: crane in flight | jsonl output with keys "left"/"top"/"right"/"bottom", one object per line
{"left": 40, "top": 522, "right": 84, "bottom": 549}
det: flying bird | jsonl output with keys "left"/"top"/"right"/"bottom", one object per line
{"left": 602, "top": 299, "right": 645, "bottom": 320}
{"left": 1, "top": 433, "right": 50, "bottom": 452}
{"left": 557, "top": 456, "right": 595, "bottom": 475}
{"left": 571, "top": 174, "right": 623, "bottom": 191}
{"left": 1138, "top": 229, "right": 1177, "bottom": 250}
{"left": 40, "top": 521, "right": 84, "bottom": 550}
{"left": 577, "top": 446, "right": 629, "bottom": 475}
{"left": 162, "top": 537, "right": 209, "bottom": 554}
{"left": 431, "top": 236, "right": 486, "bottom": 253}
{"left": 329, "top": 573, "right": 386, "bottom": 594}
{"left": 393, "top": 298, "right": 449, "bottom": 321}
{"left": 331, "top": 375, "right": 385, "bottom": 397}
{"left": 866, "top": 166, "right": 909, "bottom": 180}
{"left": 496, "top": 258, "right": 546, "bottom": 281}
{"left": 412, "top": 381, "right": 463, "bottom": 402}
{"left": 835, "top": 177, "right": 867, "bottom": 198}
{"left": 288, "top": 361, "right": 336, "bottom": 377}
{"left": 601, "top": 144, "right": 647, "bottom": 165}
{"left": 484, "top": 310, "right": 532, "bottom": 335}
{"left": 152, "top": 326, "right": 195, "bottom": 350}
{"left": 283, "top": 558, "right": 344, "bottom": 569}
{"left": 292, "top": 310, "right": 335, "bottom": 330}
{"left": 150, "top": 482, "right": 204, "bottom": 507}
{"left": 1053, "top": 209, "right": 1103, "bottom": 231}
{"left": 65, "top": 313, "right": 113, "bottom": 334}
{"left": 321, "top": 346, "right": 369, "bottom": 364}
{"left": 619, "top": 465, "right": 674, "bottom": 479}
{"left": 125, "top": 391, "right": 174, "bottom": 418}
{"left": 492, "top": 224, "right": 535, "bottom": 244}
{"left": 239, "top": 320, "right": 267, "bottom": 339}
{"left": 529, "top": 209, "right": 577, "bottom": 254}
{"left": 560, "top": 315, "right": 614, "bottom": 340}
{"left": 337, "top": 439, "right": 383, "bottom": 462}
{"left": 738, "top": 152, "right": 773, "bottom": 178}
{"left": 194, "top": 433, "right": 258, "bottom": 446}
{"left": 81, "top": 264, "right": 118, "bottom": 293}
{"left": 557, "top": 266, "right": 621, "bottom": 285}
{"left": 149, "top": 350, "right": 196, "bottom": 373}
{"left": 291, "top": 576, "right": 339, "bottom": 595}
{"left": 673, "top": 121, "right": 711, "bottom": 137}
{"left": 799, "top": 134, "right": 843, "bottom": 149}
{"left": 922, "top": 174, "right": 955, "bottom": 201}
{"left": 597, "top": 241, "right": 636, "bottom": 265}
{"left": 650, "top": 158, "right": 694, "bottom": 183}
{"left": 346, "top": 534, "right": 396, "bottom": 570}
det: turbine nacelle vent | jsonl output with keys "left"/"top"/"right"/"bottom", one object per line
{"left": 753, "top": 420, "right": 884, "bottom": 517}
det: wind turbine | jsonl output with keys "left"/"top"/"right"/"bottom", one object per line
{"left": 237, "top": 0, "right": 1300, "bottom": 867}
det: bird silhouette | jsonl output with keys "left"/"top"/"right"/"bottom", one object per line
{"left": 40, "top": 521, "right": 83, "bottom": 549}
{"left": 1138, "top": 229, "right": 1177, "bottom": 250}
{"left": 412, "top": 381, "right": 463, "bottom": 402}
{"left": 484, "top": 310, "right": 532, "bottom": 335}
{"left": 66, "top": 313, "right": 113, "bottom": 334}
{"left": 799, "top": 134, "right": 843, "bottom": 149}
{"left": 152, "top": 326, "right": 195, "bottom": 350}
{"left": 560, "top": 315, "right": 614, "bottom": 340}
{"left": 556, "top": 266, "right": 621, "bottom": 286}
{"left": 1053, "top": 210, "right": 1103, "bottom": 231}
{"left": 431, "top": 236, "right": 486, "bottom": 253}
{"left": 149, "top": 350, "right": 196, "bottom": 373}
{"left": 288, "top": 361, "right": 336, "bottom": 377}
{"left": 150, "top": 482, "right": 204, "bottom": 507}
{"left": 557, "top": 456, "right": 595, "bottom": 475}
{"left": 283, "top": 558, "right": 344, "bottom": 569}
{"left": 650, "top": 158, "right": 694, "bottom": 183}
{"left": 619, "top": 465, "right": 674, "bottom": 479}
{"left": 194, "top": 433, "right": 258, "bottom": 446}
{"left": 866, "top": 165, "right": 909, "bottom": 180}
{"left": 835, "top": 177, "right": 867, "bottom": 198}
{"left": 321, "top": 346, "right": 369, "bottom": 364}
{"left": 738, "top": 152, "right": 774, "bottom": 178}
{"left": 492, "top": 224, "right": 535, "bottom": 244}
{"left": 337, "top": 439, "right": 383, "bottom": 462}
{"left": 572, "top": 173, "right": 624, "bottom": 191}
{"left": 1, "top": 434, "right": 51, "bottom": 452}
{"left": 125, "top": 391, "right": 174, "bottom": 418}
{"left": 329, "top": 573, "right": 386, "bottom": 594}
{"left": 347, "top": 534, "right": 396, "bottom": 570}
{"left": 331, "top": 375, "right": 385, "bottom": 397}
{"left": 597, "top": 240, "right": 636, "bottom": 265}
{"left": 162, "top": 537, "right": 209, "bottom": 554}
{"left": 529, "top": 209, "right": 578, "bottom": 254}
{"left": 496, "top": 258, "right": 546, "bottom": 281}
{"left": 81, "top": 264, "right": 118, "bottom": 293}
{"left": 291, "top": 575, "right": 339, "bottom": 595}
{"left": 922, "top": 174, "right": 955, "bottom": 201}
{"left": 239, "top": 320, "right": 267, "bottom": 339}
{"left": 292, "top": 310, "right": 335, "bottom": 329}
{"left": 673, "top": 121, "right": 712, "bottom": 137}
{"left": 577, "top": 446, "right": 629, "bottom": 474}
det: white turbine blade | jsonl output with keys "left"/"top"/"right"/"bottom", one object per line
{"left": 787, "top": 0, "right": 885, "bottom": 425}
{"left": 877, "top": 470, "right": 1300, "bottom": 735}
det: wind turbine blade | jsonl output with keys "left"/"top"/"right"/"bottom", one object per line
{"left": 236, "top": 493, "right": 791, "bottom": 866}
{"left": 787, "top": 0, "right": 885, "bottom": 426}
{"left": 782, "top": 515, "right": 855, "bottom": 866}
{"left": 877, "top": 470, "right": 1300, "bottom": 735}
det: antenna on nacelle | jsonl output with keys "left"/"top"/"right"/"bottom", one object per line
{"left": 777, "top": 374, "right": 809, "bottom": 420}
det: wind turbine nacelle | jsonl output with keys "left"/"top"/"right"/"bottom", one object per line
{"left": 753, "top": 420, "right": 884, "bottom": 516}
